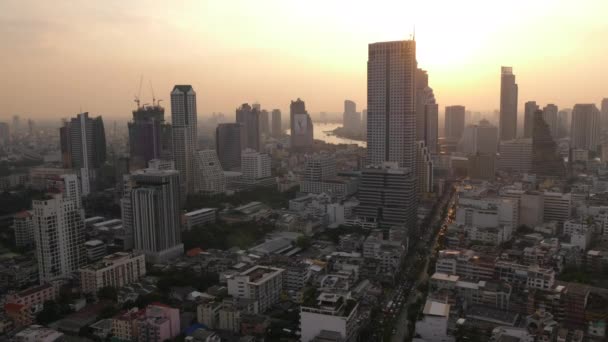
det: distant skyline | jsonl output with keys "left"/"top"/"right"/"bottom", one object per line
{"left": 1, "top": 0, "right": 607, "bottom": 120}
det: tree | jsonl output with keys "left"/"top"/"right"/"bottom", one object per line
{"left": 97, "top": 286, "right": 118, "bottom": 301}
{"left": 295, "top": 235, "right": 312, "bottom": 249}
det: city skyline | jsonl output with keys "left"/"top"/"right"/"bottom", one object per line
{"left": 2, "top": 0, "right": 608, "bottom": 119}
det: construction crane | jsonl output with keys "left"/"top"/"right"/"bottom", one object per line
{"left": 134, "top": 75, "right": 143, "bottom": 108}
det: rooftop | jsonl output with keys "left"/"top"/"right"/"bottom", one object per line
{"left": 422, "top": 300, "right": 450, "bottom": 317}
{"left": 240, "top": 265, "right": 284, "bottom": 284}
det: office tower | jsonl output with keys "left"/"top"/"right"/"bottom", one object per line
{"left": 356, "top": 162, "right": 416, "bottom": 229}
{"left": 131, "top": 168, "right": 183, "bottom": 263}
{"left": 361, "top": 109, "right": 367, "bottom": 136}
{"left": 260, "top": 109, "right": 270, "bottom": 136}
{"left": 194, "top": 150, "right": 225, "bottom": 194}
{"left": 236, "top": 103, "right": 261, "bottom": 151}
{"left": 343, "top": 100, "right": 361, "bottom": 134}
{"left": 523, "top": 101, "right": 539, "bottom": 138}
{"left": 216, "top": 123, "right": 245, "bottom": 171}
{"left": 416, "top": 141, "right": 433, "bottom": 194}
{"left": 460, "top": 119, "right": 498, "bottom": 155}
{"left": 542, "top": 104, "right": 558, "bottom": 138}
{"left": 498, "top": 139, "right": 532, "bottom": 173}
{"left": 0, "top": 122, "right": 9, "bottom": 146}
{"left": 367, "top": 40, "right": 416, "bottom": 170}
{"left": 32, "top": 174, "right": 86, "bottom": 281}
{"left": 532, "top": 109, "right": 565, "bottom": 178}
{"left": 416, "top": 69, "right": 439, "bottom": 153}
{"left": 290, "top": 98, "right": 314, "bottom": 150}
{"left": 170, "top": 85, "right": 198, "bottom": 195}
{"left": 445, "top": 105, "right": 465, "bottom": 140}
{"left": 271, "top": 109, "right": 282, "bottom": 137}
{"left": 468, "top": 153, "right": 496, "bottom": 181}
{"left": 128, "top": 103, "right": 172, "bottom": 170}
{"left": 601, "top": 98, "right": 608, "bottom": 130}
{"left": 499, "top": 67, "right": 518, "bottom": 141}
{"left": 60, "top": 112, "right": 107, "bottom": 196}
{"left": 571, "top": 104, "right": 600, "bottom": 151}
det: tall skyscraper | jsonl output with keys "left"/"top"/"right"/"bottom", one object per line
{"left": 170, "top": 85, "right": 198, "bottom": 195}
{"left": 60, "top": 112, "right": 106, "bottom": 195}
{"left": 499, "top": 67, "right": 518, "bottom": 141}
{"left": 271, "top": 109, "right": 282, "bottom": 137}
{"left": 542, "top": 104, "right": 558, "bottom": 138}
{"left": 557, "top": 109, "right": 571, "bottom": 138}
{"left": 571, "top": 104, "right": 600, "bottom": 152}
{"left": 290, "top": 98, "right": 314, "bottom": 150}
{"left": 216, "top": 123, "right": 245, "bottom": 171}
{"left": 362, "top": 40, "right": 417, "bottom": 231}
{"left": 367, "top": 40, "right": 416, "bottom": 170}
{"left": 523, "top": 101, "right": 539, "bottom": 138}
{"left": 260, "top": 109, "right": 270, "bottom": 136}
{"left": 128, "top": 104, "right": 172, "bottom": 170}
{"left": 343, "top": 100, "right": 361, "bottom": 134}
{"left": 532, "top": 109, "right": 565, "bottom": 178}
{"left": 416, "top": 69, "right": 438, "bottom": 154}
{"left": 236, "top": 103, "right": 261, "bottom": 151}
{"left": 194, "top": 150, "right": 225, "bottom": 194}
{"left": 131, "top": 168, "right": 183, "bottom": 263}
{"left": 33, "top": 174, "right": 85, "bottom": 281}
{"left": 445, "top": 105, "right": 465, "bottom": 140}
{"left": 601, "top": 98, "right": 608, "bottom": 130}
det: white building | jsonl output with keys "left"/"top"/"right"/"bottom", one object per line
{"left": 13, "top": 210, "right": 34, "bottom": 248}
{"left": 183, "top": 208, "right": 216, "bottom": 231}
{"left": 79, "top": 252, "right": 146, "bottom": 294}
{"left": 498, "top": 139, "right": 532, "bottom": 173}
{"left": 194, "top": 150, "right": 226, "bottom": 194}
{"left": 241, "top": 148, "right": 272, "bottom": 184}
{"left": 33, "top": 174, "right": 86, "bottom": 282}
{"left": 543, "top": 192, "right": 571, "bottom": 224}
{"left": 226, "top": 266, "right": 284, "bottom": 313}
{"left": 300, "top": 292, "right": 359, "bottom": 342}
{"left": 415, "top": 300, "right": 454, "bottom": 342}
{"left": 171, "top": 85, "right": 198, "bottom": 195}
{"left": 84, "top": 240, "right": 107, "bottom": 262}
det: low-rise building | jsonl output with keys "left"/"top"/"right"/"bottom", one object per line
{"left": 415, "top": 300, "right": 454, "bottom": 342}
{"left": 79, "top": 252, "right": 146, "bottom": 294}
{"left": 84, "top": 239, "right": 107, "bottom": 262}
{"left": 300, "top": 292, "right": 359, "bottom": 342}
{"left": 13, "top": 325, "right": 64, "bottom": 342}
{"left": 226, "top": 266, "right": 284, "bottom": 313}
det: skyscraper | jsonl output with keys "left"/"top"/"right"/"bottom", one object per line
{"left": 271, "top": 109, "right": 282, "bottom": 137}
{"left": 523, "top": 101, "right": 539, "bottom": 138}
{"left": 33, "top": 174, "right": 85, "bottom": 281}
{"left": 290, "top": 98, "right": 314, "bottom": 150}
{"left": 571, "top": 104, "right": 600, "bottom": 152}
{"left": 542, "top": 104, "right": 558, "bottom": 138}
{"left": 601, "top": 98, "right": 608, "bottom": 130}
{"left": 416, "top": 69, "right": 438, "bottom": 154}
{"left": 532, "top": 110, "right": 565, "bottom": 178}
{"left": 498, "top": 139, "right": 532, "bottom": 173}
{"left": 367, "top": 40, "right": 416, "bottom": 170}
{"left": 216, "top": 123, "right": 245, "bottom": 171}
{"left": 557, "top": 109, "right": 571, "bottom": 138}
{"left": 170, "top": 85, "right": 198, "bottom": 195}
{"left": 260, "top": 109, "right": 270, "bottom": 136}
{"left": 343, "top": 100, "right": 361, "bottom": 134}
{"left": 499, "top": 67, "right": 518, "bottom": 141}
{"left": 194, "top": 150, "right": 226, "bottom": 194}
{"left": 60, "top": 112, "right": 106, "bottom": 195}
{"left": 445, "top": 105, "right": 465, "bottom": 141}
{"left": 416, "top": 141, "right": 433, "bottom": 194}
{"left": 459, "top": 119, "right": 498, "bottom": 155}
{"left": 128, "top": 104, "right": 172, "bottom": 170}
{"left": 131, "top": 168, "right": 183, "bottom": 263}
{"left": 236, "top": 103, "right": 261, "bottom": 151}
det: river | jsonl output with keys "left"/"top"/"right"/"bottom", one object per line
{"left": 288, "top": 122, "right": 367, "bottom": 147}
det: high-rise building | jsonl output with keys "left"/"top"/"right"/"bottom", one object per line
{"left": 271, "top": 109, "right": 282, "bottom": 137}
{"left": 13, "top": 211, "right": 34, "bottom": 248}
{"left": 542, "top": 104, "right": 558, "bottom": 138}
{"left": 194, "top": 150, "right": 225, "bottom": 194}
{"left": 416, "top": 141, "right": 433, "bottom": 194}
{"left": 416, "top": 69, "right": 439, "bottom": 153}
{"left": 557, "top": 109, "right": 571, "bottom": 138}
{"left": 571, "top": 104, "right": 600, "bottom": 152}
{"left": 128, "top": 104, "right": 172, "bottom": 170}
{"left": 523, "top": 101, "right": 539, "bottom": 138}
{"left": 236, "top": 103, "right": 261, "bottom": 151}
{"left": 131, "top": 169, "right": 183, "bottom": 263}
{"left": 460, "top": 119, "right": 498, "bottom": 155}
{"left": 601, "top": 98, "right": 608, "bottom": 131}
{"left": 367, "top": 40, "right": 416, "bottom": 170}
{"left": 299, "top": 153, "right": 357, "bottom": 199}
{"left": 361, "top": 109, "right": 368, "bottom": 137}
{"left": 33, "top": 174, "right": 86, "bottom": 281}
{"left": 499, "top": 67, "right": 518, "bottom": 141}
{"left": 468, "top": 153, "right": 495, "bottom": 181}
{"left": 216, "top": 123, "right": 245, "bottom": 171}
{"left": 170, "top": 85, "right": 198, "bottom": 195}
{"left": 343, "top": 100, "right": 361, "bottom": 134}
{"left": 241, "top": 148, "right": 272, "bottom": 183}
{"left": 260, "top": 109, "right": 270, "bottom": 137}
{"left": 290, "top": 98, "right": 314, "bottom": 150}
{"left": 498, "top": 139, "right": 532, "bottom": 173}
{"left": 531, "top": 109, "right": 565, "bottom": 178}
{"left": 445, "top": 105, "right": 465, "bottom": 140}
{"left": 60, "top": 112, "right": 106, "bottom": 196}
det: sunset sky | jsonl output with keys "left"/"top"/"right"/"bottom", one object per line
{"left": 1, "top": 0, "right": 607, "bottom": 120}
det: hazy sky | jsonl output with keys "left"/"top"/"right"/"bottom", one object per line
{"left": 1, "top": 0, "right": 607, "bottom": 121}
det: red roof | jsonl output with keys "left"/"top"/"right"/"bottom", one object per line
{"left": 14, "top": 211, "right": 32, "bottom": 219}
{"left": 4, "top": 303, "right": 25, "bottom": 312}
{"left": 186, "top": 248, "right": 203, "bottom": 257}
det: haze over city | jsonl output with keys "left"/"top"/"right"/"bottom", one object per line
{"left": 2, "top": 0, "right": 608, "bottom": 120}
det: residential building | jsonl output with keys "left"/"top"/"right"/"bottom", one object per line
{"left": 241, "top": 149, "right": 274, "bottom": 187}
{"left": 128, "top": 104, "right": 171, "bottom": 170}
{"left": 137, "top": 304, "right": 181, "bottom": 342}
{"left": 498, "top": 139, "right": 532, "bottom": 173}
{"left": 416, "top": 69, "right": 438, "bottom": 153}
{"left": 300, "top": 153, "right": 357, "bottom": 199}
{"left": 226, "top": 266, "right": 284, "bottom": 313}
{"left": 460, "top": 119, "right": 498, "bottom": 155}
{"left": 543, "top": 192, "right": 571, "bottom": 223}
{"left": 215, "top": 123, "right": 245, "bottom": 171}
{"left": 300, "top": 293, "right": 359, "bottom": 342}
{"left": 290, "top": 98, "right": 314, "bottom": 150}
{"left": 499, "top": 66, "right": 518, "bottom": 141}
{"left": 84, "top": 240, "right": 107, "bottom": 262}
{"left": 194, "top": 150, "right": 226, "bottom": 194}
{"left": 571, "top": 104, "right": 600, "bottom": 152}
{"left": 236, "top": 103, "right": 261, "bottom": 151}
{"left": 415, "top": 300, "right": 453, "bottom": 342}
{"left": 445, "top": 105, "right": 465, "bottom": 140}
{"left": 183, "top": 208, "right": 216, "bottom": 231}
{"left": 523, "top": 101, "right": 539, "bottom": 138}
{"left": 171, "top": 84, "right": 198, "bottom": 195}
{"left": 130, "top": 168, "right": 183, "bottom": 263}
{"left": 13, "top": 210, "right": 34, "bottom": 248}
{"left": 271, "top": 109, "right": 282, "bottom": 137}
{"left": 5, "top": 283, "right": 58, "bottom": 326}
{"left": 79, "top": 252, "right": 146, "bottom": 294}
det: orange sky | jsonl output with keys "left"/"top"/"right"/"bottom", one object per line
{"left": 1, "top": 0, "right": 607, "bottom": 121}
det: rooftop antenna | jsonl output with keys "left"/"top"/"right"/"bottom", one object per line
{"left": 149, "top": 80, "right": 156, "bottom": 106}
{"left": 134, "top": 75, "right": 143, "bottom": 109}
{"left": 412, "top": 25, "right": 416, "bottom": 41}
